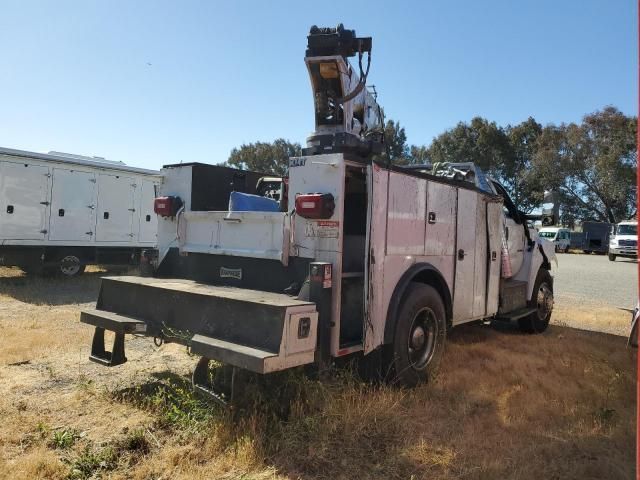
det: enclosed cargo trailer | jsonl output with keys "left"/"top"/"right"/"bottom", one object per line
{"left": 0, "top": 147, "right": 160, "bottom": 276}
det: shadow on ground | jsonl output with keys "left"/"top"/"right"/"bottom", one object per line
{"left": 0, "top": 270, "right": 118, "bottom": 305}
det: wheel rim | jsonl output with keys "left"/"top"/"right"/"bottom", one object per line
{"left": 536, "top": 282, "right": 553, "bottom": 321}
{"left": 60, "top": 255, "right": 81, "bottom": 276}
{"left": 407, "top": 307, "right": 438, "bottom": 371}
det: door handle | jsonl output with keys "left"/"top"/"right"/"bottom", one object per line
{"left": 458, "top": 249, "right": 466, "bottom": 260}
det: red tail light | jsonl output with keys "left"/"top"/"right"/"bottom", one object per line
{"left": 154, "top": 196, "right": 183, "bottom": 217}
{"left": 295, "top": 193, "right": 335, "bottom": 219}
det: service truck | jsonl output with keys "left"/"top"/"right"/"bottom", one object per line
{"left": 81, "top": 25, "right": 556, "bottom": 399}
{"left": 0, "top": 147, "right": 160, "bottom": 276}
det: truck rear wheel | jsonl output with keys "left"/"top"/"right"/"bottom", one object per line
{"left": 390, "top": 283, "right": 446, "bottom": 387}
{"left": 58, "top": 254, "right": 85, "bottom": 277}
{"left": 518, "top": 269, "right": 553, "bottom": 334}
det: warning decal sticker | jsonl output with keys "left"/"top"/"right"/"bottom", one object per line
{"left": 304, "top": 220, "right": 340, "bottom": 238}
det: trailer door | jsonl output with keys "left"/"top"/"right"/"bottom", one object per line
{"left": 0, "top": 161, "right": 50, "bottom": 240}
{"left": 453, "top": 189, "right": 477, "bottom": 323}
{"left": 49, "top": 169, "right": 97, "bottom": 241}
{"left": 95, "top": 174, "right": 135, "bottom": 242}
{"left": 137, "top": 179, "right": 157, "bottom": 243}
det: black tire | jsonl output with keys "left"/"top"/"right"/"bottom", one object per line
{"left": 608, "top": 253, "right": 616, "bottom": 262}
{"left": 583, "top": 250, "right": 592, "bottom": 254}
{"left": 58, "top": 254, "right": 85, "bottom": 277}
{"left": 518, "top": 269, "right": 554, "bottom": 334}
{"left": 389, "top": 283, "right": 446, "bottom": 387}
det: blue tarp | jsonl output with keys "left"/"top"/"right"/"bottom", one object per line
{"left": 228, "top": 191, "right": 280, "bottom": 212}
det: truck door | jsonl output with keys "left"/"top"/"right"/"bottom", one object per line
{"left": 0, "top": 161, "right": 50, "bottom": 240}
{"left": 486, "top": 200, "right": 502, "bottom": 316}
{"left": 137, "top": 179, "right": 157, "bottom": 243}
{"left": 49, "top": 169, "right": 97, "bottom": 241}
{"left": 453, "top": 189, "right": 477, "bottom": 322}
{"left": 504, "top": 217, "right": 525, "bottom": 276}
{"left": 95, "top": 174, "right": 135, "bottom": 242}
{"left": 472, "top": 197, "right": 488, "bottom": 318}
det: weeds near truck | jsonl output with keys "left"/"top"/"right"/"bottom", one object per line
{"left": 49, "top": 429, "right": 80, "bottom": 450}
{"left": 114, "top": 378, "right": 219, "bottom": 435}
{"left": 0, "top": 268, "right": 636, "bottom": 479}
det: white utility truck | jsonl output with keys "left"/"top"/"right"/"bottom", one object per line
{"left": 81, "top": 25, "right": 556, "bottom": 398}
{"left": 0, "top": 147, "right": 160, "bottom": 276}
{"left": 609, "top": 220, "right": 637, "bottom": 261}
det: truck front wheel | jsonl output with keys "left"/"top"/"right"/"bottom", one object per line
{"left": 518, "top": 269, "right": 553, "bottom": 334}
{"left": 608, "top": 253, "right": 616, "bottom": 261}
{"left": 390, "top": 283, "right": 446, "bottom": 387}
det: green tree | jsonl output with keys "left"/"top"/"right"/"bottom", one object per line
{"left": 382, "top": 120, "right": 410, "bottom": 164}
{"left": 226, "top": 138, "right": 301, "bottom": 175}
{"left": 427, "top": 117, "right": 512, "bottom": 174}
{"left": 534, "top": 107, "right": 637, "bottom": 223}
{"left": 409, "top": 145, "right": 429, "bottom": 164}
{"left": 503, "top": 117, "right": 545, "bottom": 212}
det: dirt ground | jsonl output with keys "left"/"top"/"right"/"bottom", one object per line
{"left": 0, "top": 266, "right": 636, "bottom": 479}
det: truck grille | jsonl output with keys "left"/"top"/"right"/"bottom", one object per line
{"left": 619, "top": 239, "right": 637, "bottom": 247}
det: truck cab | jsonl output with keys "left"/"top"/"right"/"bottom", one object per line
{"left": 538, "top": 227, "right": 571, "bottom": 253}
{"left": 609, "top": 220, "right": 637, "bottom": 261}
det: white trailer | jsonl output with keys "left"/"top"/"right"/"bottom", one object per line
{"left": 80, "top": 25, "right": 557, "bottom": 398}
{"left": 0, "top": 147, "right": 160, "bottom": 276}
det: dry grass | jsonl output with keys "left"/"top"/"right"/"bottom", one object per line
{"left": 0, "top": 267, "right": 635, "bottom": 479}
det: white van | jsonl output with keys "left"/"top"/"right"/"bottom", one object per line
{"left": 609, "top": 221, "right": 637, "bottom": 261}
{"left": 538, "top": 227, "right": 571, "bottom": 253}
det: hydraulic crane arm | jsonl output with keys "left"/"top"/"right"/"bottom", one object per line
{"left": 303, "top": 24, "right": 385, "bottom": 156}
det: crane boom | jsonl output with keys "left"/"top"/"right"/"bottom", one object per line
{"left": 303, "top": 24, "right": 384, "bottom": 156}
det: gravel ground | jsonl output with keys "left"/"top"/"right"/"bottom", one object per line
{"left": 554, "top": 252, "right": 637, "bottom": 309}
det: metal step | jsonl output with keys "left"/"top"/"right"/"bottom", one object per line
{"left": 494, "top": 306, "right": 536, "bottom": 322}
{"left": 81, "top": 309, "right": 148, "bottom": 367}
{"left": 80, "top": 309, "right": 147, "bottom": 333}
{"left": 190, "top": 334, "right": 277, "bottom": 374}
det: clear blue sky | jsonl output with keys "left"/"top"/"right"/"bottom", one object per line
{"left": 0, "top": 0, "right": 636, "bottom": 171}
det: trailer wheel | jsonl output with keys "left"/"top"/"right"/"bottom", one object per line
{"left": 390, "top": 283, "right": 446, "bottom": 387}
{"left": 608, "top": 253, "right": 616, "bottom": 261}
{"left": 518, "top": 269, "right": 553, "bottom": 334}
{"left": 58, "top": 255, "right": 85, "bottom": 277}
